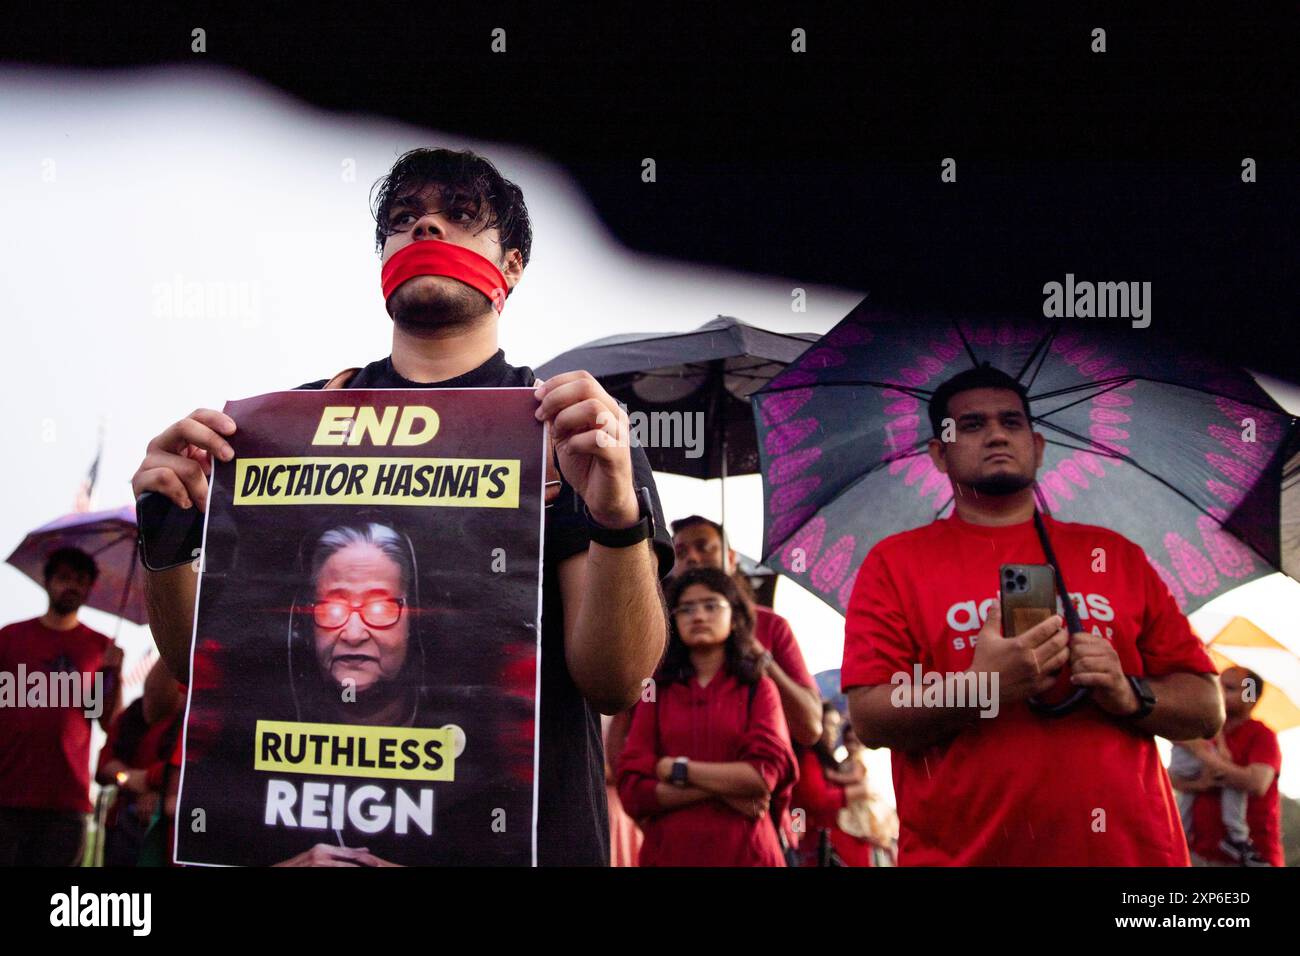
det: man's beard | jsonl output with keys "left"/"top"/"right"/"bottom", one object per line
{"left": 387, "top": 276, "right": 492, "bottom": 334}
{"left": 51, "top": 593, "right": 82, "bottom": 615}
{"left": 968, "top": 471, "right": 1035, "bottom": 496}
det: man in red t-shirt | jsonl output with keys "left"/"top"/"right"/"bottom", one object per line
{"left": 0, "top": 547, "right": 123, "bottom": 866}
{"left": 842, "top": 364, "right": 1224, "bottom": 866}
{"left": 1171, "top": 666, "right": 1283, "bottom": 866}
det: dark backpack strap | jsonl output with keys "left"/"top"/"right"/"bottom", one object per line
{"left": 323, "top": 367, "right": 361, "bottom": 390}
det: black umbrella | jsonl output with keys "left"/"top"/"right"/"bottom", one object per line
{"left": 537, "top": 316, "right": 818, "bottom": 526}
{"left": 751, "top": 300, "right": 1300, "bottom": 617}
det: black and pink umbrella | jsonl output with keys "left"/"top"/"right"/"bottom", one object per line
{"left": 752, "top": 300, "right": 1300, "bottom": 616}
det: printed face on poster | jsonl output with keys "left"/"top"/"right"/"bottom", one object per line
{"left": 174, "top": 388, "right": 546, "bottom": 867}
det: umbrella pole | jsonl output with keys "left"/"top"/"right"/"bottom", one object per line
{"left": 721, "top": 433, "right": 727, "bottom": 533}
{"left": 709, "top": 357, "right": 728, "bottom": 536}
{"left": 110, "top": 539, "right": 139, "bottom": 642}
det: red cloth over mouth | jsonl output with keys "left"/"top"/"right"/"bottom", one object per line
{"left": 381, "top": 240, "right": 509, "bottom": 313}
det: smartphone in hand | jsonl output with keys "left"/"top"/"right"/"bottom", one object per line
{"left": 999, "top": 564, "right": 1056, "bottom": 638}
{"left": 136, "top": 491, "right": 205, "bottom": 572}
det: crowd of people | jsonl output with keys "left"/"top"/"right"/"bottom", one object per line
{"left": 0, "top": 145, "right": 1286, "bottom": 867}
{"left": 0, "top": 548, "right": 183, "bottom": 866}
{"left": 606, "top": 516, "right": 898, "bottom": 867}
{"left": 0, "top": 517, "right": 904, "bottom": 868}
{"left": 0, "top": 508, "right": 1282, "bottom": 867}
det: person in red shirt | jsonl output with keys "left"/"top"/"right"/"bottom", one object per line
{"left": 617, "top": 567, "right": 798, "bottom": 866}
{"left": 791, "top": 702, "right": 876, "bottom": 866}
{"left": 603, "top": 515, "right": 824, "bottom": 862}
{"left": 602, "top": 713, "right": 643, "bottom": 866}
{"left": 668, "top": 515, "right": 822, "bottom": 863}
{"left": 1172, "top": 665, "right": 1283, "bottom": 866}
{"left": 843, "top": 364, "right": 1224, "bottom": 866}
{"left": 126, "top": 717, "right": 186, "bottom": 868}
{"left": 0, "top": 547, "right": 123, "bottom": 866}
{"left": 668, "top": 516, "right": 823, "bottom": 747}
{"left": 159, "top": 721, "right": 184, "bottom": 866}
{"left": 95, "top": 659, "right": 184, "bottom": 867}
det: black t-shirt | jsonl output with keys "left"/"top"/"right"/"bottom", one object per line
{"left": 296, "top": 350, "right": 673, "bottom": 865}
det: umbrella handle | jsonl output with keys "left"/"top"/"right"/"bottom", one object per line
{"left": 1026, "top": 507, "right": 1092, "bottom": 718}
{"left": 1027, "top": 686, "right": 1090, "bottom": 717}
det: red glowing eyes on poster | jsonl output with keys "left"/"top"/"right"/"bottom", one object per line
{"left": 310, "top": 596, "right": 405, "bottom": 630}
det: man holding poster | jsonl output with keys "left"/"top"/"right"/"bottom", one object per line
{"left": 131, "top": 147, "right": 674, "bottom": 866}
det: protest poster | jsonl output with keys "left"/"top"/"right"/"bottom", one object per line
{"left": 174, "top": 388, "right": 546, "bottom": 866}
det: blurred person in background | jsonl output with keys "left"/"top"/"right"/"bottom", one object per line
{"left": 602, "top": 712, "right": 643, "bottom": 866}
{"left": 95, "top": 659, "right": 184, "bottom": 867}
{"left": 1172, "top": 666, "right": 1283, "bottom": 867}
{"left": 838, "top": 721, "right": 899, "bottom": 865}
{"left": 792, "top": 702, "right": 880, "bottom": 866}
{"left": 0, "top": 547, "right": 122, "bottom": 866}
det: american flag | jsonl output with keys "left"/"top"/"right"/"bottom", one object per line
{"left": 72, "top": 423, "right": 104, "bottom": 513}
{"left": 124, "top": 649, "right": 158, "bottom": 691}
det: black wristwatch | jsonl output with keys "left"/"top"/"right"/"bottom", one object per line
{"left": 583, "top": 485, "right": 655, "bottom": 549}
{"left": 1125, "top": 675, "right": 1157, "bottom": 719}
{"left": 670, "top": 756, "right": 689, "bottom": 787}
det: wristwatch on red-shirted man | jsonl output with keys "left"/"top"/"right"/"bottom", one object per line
{"left": 670, "top": 756, "right": 689, "bottom": 787}
{"left": 1125, "top": 675, "right": 1157, "bottom": 719}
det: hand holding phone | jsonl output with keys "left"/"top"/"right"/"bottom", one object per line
{"left": 999, "top": 564, "right": 1056, "bottom": 637}
{"left": 136, "top": 491, "right": 205, "bottom": 572}
{"left": 969, "top": 603, "right": 1069, "bottom": 705}
{"left": 132, "top": 408, "right": 237, "bottom": 571}
{"left": 130, "top": 408, "right": 238, "bottom": 511}
{"left": 999, "top": 563, "right": 1084, "bottom": 712}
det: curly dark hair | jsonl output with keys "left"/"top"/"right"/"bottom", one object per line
{"left": 370, "top": 147, "right": 533, "bottom": 269}
{"left": 658, "top": 566, "right": 761, "bottom": 687}
{"left": 43, "top": 547, "right": 98, "bottom": 584}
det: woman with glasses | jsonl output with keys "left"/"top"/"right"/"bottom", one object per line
{"left": 617, "top": 566, "right": 798, "bottom": 866}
